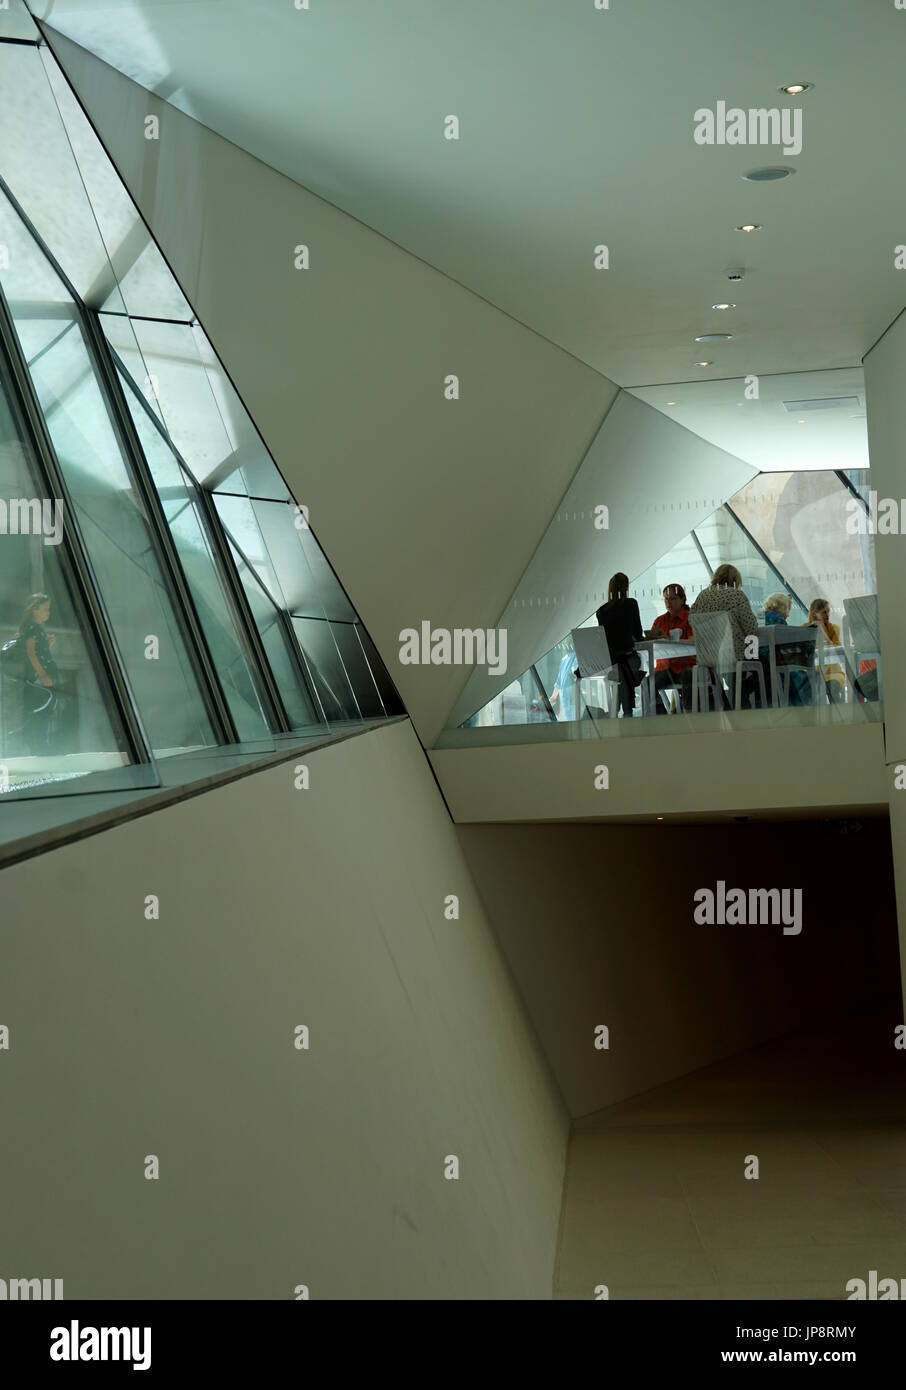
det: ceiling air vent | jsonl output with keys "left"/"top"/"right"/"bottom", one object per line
{"left": 781, "top": 396, "right": 861, "bottom": 412}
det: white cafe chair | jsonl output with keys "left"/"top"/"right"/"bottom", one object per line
{"left": 688, "top": 610, "right": 766, "bottom": 711}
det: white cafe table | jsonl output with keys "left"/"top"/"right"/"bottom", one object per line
{"left": 636, "top": 631, "right": 857, "bottom": 713}
{"left": 634, "top": 638, "right": 696, "bottom": 713}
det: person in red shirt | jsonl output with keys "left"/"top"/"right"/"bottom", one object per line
{"left": 647, "top": 582, "right": 696, "bottom": 713}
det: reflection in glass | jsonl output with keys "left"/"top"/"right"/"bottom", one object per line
{"left": 291, "top": 617, "right": 361, "bottom": 724}
{"left": 225, "top": 538, "right": 320, "bottom": 731}
{"left": 0, "top": 37, "right": 400, "bottom": 795}
{"left": 214, "top": 492, "right": 364, "bottom": 729}
{"left": 330, "top": 621, "right": 383, "bottom": 718}
{"left": 0, "top": 44, "right": 125, "bottom": 312}
{"left": 0, "top": 368, "right": 131, "bottom": 792}
{"left": 356, "top": 625, "right": 405, "bottom": 716}
{"left": 40, "top": 49, "right": 193, "bottom": 321}
{"left": 0, "top": 211, "right": 217, "bottom": 755}
{"left": 118, "top": 369, "right": 273, "bottom": 742}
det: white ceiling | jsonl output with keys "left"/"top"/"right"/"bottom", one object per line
{"left": 631, "top": 367, "right": 869, "bottom": 472}
{"left": 32, "top": 0, "right": 906, "bottom": 392}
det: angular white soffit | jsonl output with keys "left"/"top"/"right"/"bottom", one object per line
{"left": 447, "top": 391, "right": 756, "bottom": 730}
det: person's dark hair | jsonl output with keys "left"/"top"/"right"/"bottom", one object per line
{"left": 18, "top": 592, "right": 50, "bottom": 635}
{"left": 608, "top": 572, "right": 630, "bottom": 603}
{"left": 663, "top": 582, "right": 687, "bottom": 604}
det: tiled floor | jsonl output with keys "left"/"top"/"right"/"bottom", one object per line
{"left": 555, "top": 1014, "right": 906, "bottom": 1300}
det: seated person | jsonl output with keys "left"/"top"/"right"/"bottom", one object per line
{"left": 596, "top": 571, "right": 644, "bottom": 717}
{"left": 759, "top": 591, "right": 812, "bottom": 706}
{"left": 647, "top": 581, "right": 695, "bottom": 714}
{"left": 806, "top": 597, "right": 845, "bottom": 702}
{"left": 689, "top": 563, "right": 760, "bottom": 708}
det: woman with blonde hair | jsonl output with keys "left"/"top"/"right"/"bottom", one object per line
{"left": 806, "top": 598, "right": 845, "bottom": 701}
{"left": 760, "top": 591, "right": 810, "bottom": 706}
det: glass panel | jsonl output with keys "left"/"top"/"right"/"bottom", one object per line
{"left": 102, "top": 317, "right": 283, "bottom": 496}
{"left": 330, "top": 621, "right": 383, "bottom": 718}
{"left": 356, "top": 624, "right": 406, "bottom": 716}
{"left": 291, "top": 617, "right": 362, "bottom": 724}
{"left": 0, "top": 44, "right": 125, "bottom": 312}
{"left": 212, "top": 493, "right": 283, "bottom": 603}
{"left": 630, "top": 529, "right": 713, "bottom": 631}
{"left": 0, "top": 364, "right": 132, "bottom": 794}
{"left": 247, "top": 495, "right": 355, "bottom": 621}
{"left": 117, "top": 368, "right": 273, "bottom": 742}
{"left": 535, "top": 638, "right": 581, "bottom": 722}
{"left": 0, "top": 201, "right": 217, "bottom": 755}
{"left": 213, "top": 491, "right": 362, "bottom": 728}
{"left": 0, "top": 1, "right": 38, "bottom": 40}
{"left": 729, "top": 470, "right": 876, "bottom": 620}
{"left": 295, "top": 526, "right": 356, "bottom": 621}
{"left": 192, "top": 325, "right": 290, "bottom": 499}
{"left": 694, "top": 506, "right": 807, "bottom": 623}
{"left": 226, "top": 539, "right": 321, "bottom": 732}
{"left": 462, "top": 671, "right": 553, "bottom": 728}
{"left": 39, "top": 49, "right": 193, "bottom": 321}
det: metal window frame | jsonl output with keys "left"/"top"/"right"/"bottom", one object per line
{"left": 723, "top": 501, "right": 810, "bottom": 614}
{"left": 528, "top": 664, "right": 557, "bottom": 722}
{"left": 0, "top": 147, "right": 391, "bottom": 748}
{"left": 215, "top": 515, "right": 327, "bottom": 732}
{"left": 100, "top": 324, "right": 332, "bottom": 736}
{"left": 101, "top": 331, "right": 302, "bottom": 736}
{"left": 196, "top": 487, "right": 299, "bottom": 733}
{"left": 0, "top": 170, "right": 241, "bottom": 749}
{"left": 0, "top": 162, "right": 324, "bottom": 747}
{"left": 82, "top": 307, "right": 238, "bottom": 744}
{"left": 0, "top": 282, "right": 149, "bottom": 764}
{"left": 34, "top": 23, "right": 404, "bottom": 728}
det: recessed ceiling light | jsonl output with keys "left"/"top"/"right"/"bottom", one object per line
{"left": 695, "top": 360, "right": 712, "bottom": 367}
{"left": 695, "top": 333, "right": 733, "bottom": 343}
{"left": 712, "top": 303, "right": 736, "bottom": 311}
{"left": 666, "top": 400, "right": 677, "bottom": 406}
{"left": 736, "top": 224, "right": 762, "bottom": 232}
{"left": 741, "top": 166, "right": 795, "bottom": 182}
{"left": 779, "top": 81, "right": 813, "bottom": 95}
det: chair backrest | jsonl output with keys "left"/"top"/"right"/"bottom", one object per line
{"left": 689, "top": 609, "right": 734, "bottom": 670}
{"left": 571, "top": 626, "right": 612, "bottom": 678}
{"left": 768, "top": 624, "right": 816, "bottom": 658}
{"left": 844, "top": 595, "right": 880, "bottom": 650}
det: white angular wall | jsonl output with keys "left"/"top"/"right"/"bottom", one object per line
{"left": 0, "top": 720, "right": 568, "bottom": 1298}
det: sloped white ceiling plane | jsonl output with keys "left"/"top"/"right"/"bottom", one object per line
{"left": 32, "top": 0, "right": 906, "bottom": 387}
